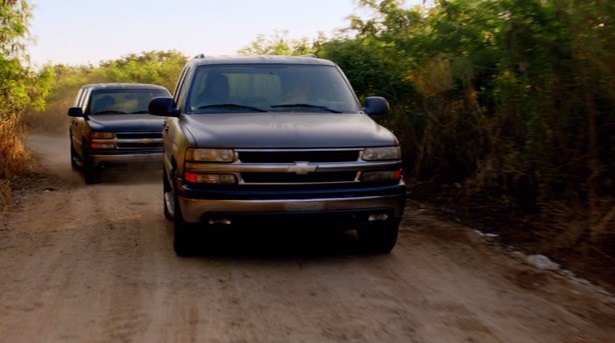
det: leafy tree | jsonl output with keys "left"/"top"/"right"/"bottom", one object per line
{"left": 238, "top": 30, "right": 323, "bottom": 56}
{"left": 1, "top": 0, "right": 35, "bottom": 118}
{"left": 97, "top": 50, "right": 187, "bottom": 91}
{"left": 241, "top": 0, "right": 614, "bottom": 242}
{"left": 1, "top": 0, "right": 54, "bottom": 206}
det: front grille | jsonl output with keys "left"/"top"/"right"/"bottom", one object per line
{"left": 232, "top": 149, "right": 363, "bottom": 185}
{"left": 185, "top": 148, "right": 401, "bottom": 187}
{"left": 241, "top": 172, "right": 357, "bottom": 184}
{"left": 238, "top": 150, "right": 360, "bottom": 163}
{"left": 116, "top": 142, "right": 162, "bottom": 149}
{"left": 113, "top": 131, "right": 162, "bottom": 149}
{"left": 116, "top": 132, "right": 162, "bottom": 139}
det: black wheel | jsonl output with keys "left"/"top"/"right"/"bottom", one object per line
{"left": 357, "top": 220, "right": 400, "bottom": 254}
{"left": 174, "top": 220, "right": 197, "bottom": 257}
{"left": 163, "top": 169, "right": 174, "bottom": 221}
{"left": 172, "top": 176, "right": 197, "bottom": 256}
{"left": 83, "top": 166, "right": 101, "bottom": 184}
{"left": 82, "top": 144, "right": 101, "bottom": 184}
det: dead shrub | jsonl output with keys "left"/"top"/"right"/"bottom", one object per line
{"left": 0, "top": 117, "right": 30, "bottom": 208}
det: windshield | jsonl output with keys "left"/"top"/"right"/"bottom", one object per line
{"left": 186, "top": 64, "right": 361, "bottom": 114}
{"left": 88, "top": 89, "right": 169, "bottom": 115}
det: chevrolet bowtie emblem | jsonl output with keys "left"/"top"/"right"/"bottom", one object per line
{"left": 288, "top": 161, "right": 317, "bottom": 175}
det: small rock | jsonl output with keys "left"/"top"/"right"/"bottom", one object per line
{"left": 511, "top": 251, "right": 525, "bottom": 259}
{"left": 527, "top": 254, "right": 560, "bottom": 271}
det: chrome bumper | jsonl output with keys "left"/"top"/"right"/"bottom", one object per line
{"left": 91, "top": 153, "right": 162, "bottom": 166}
{"left": 178, "top": 194, "right": 406, "bottom": 224}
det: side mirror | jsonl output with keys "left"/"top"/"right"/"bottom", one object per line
{"left": 67, "top": 107, "right": 84, "bottom": 117}
{"left": 363, "top": 96, "right": 389, "bottom": 117}
{"left": 148, "top": 97, "right": 179, "bottom": 117}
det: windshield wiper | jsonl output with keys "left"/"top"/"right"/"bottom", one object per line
{"left": 270, "top": 103, "right": 342, "bottom": 113}
{"left": 129, "top": 110, "right": 149, "bottom": 114}
{"left": 196, "top": 103, "right": 267, "bottom": 112}
{"left": 92, "top": 110, "right": 128, "bottom": 114}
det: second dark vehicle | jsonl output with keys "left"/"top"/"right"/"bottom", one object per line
{"left": 68, "top": 83, "right": 171, "bottom": 184}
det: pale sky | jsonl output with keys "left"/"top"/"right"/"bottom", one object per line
{"left": 28, "top": 0, "right": 424, "bottom": 66}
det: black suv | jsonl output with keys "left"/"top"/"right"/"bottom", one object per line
{"left": 149, "top": 56, "right": 406, "bottom": 255}
{"left": 68, "top": 83, "right": 171, "bottom": 183}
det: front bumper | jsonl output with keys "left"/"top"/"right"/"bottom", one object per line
{"left": 178, "top": 193, "right": 406, "bottom": 225}
{"left": 91, "top": 152, "right": 162, "bottom": 166}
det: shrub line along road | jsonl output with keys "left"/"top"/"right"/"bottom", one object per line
{"left": 0, "top": 132, "right": 613, "bottom": 342}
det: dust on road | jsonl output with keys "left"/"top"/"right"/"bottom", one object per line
{"left": 0, "top": 133, "right": 613, "bottom": 342}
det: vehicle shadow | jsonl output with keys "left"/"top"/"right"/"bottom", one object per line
{"left": 181, "top": 226, "right": 366, "bottom": 259}
{"left": 97, "top": 165, "right": 162, "bottom": 185}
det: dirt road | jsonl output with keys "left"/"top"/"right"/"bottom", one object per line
{"left": 1, "top": 133, "right": 614, "bottom": 342}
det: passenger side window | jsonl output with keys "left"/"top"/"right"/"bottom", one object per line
{"left": 174, "top": 67, "right": 191, "bottom": 106}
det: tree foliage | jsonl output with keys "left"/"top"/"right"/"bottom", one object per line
{"left": 327, "top": 1, "right": 614, "bottom": 196}
{"left": 26, "top": 50, "right": 187, "bottom": 132}
{"left": 97, "top": 50, "right": 187, "bottom": 91}
{"left": 1, "top": 0, "right": 54, "bottom": 205}
{"left": 0, "top": 0, "right": 52, "bottom": 117}
{"left": 238, "top": 30, "right": 323, "bottom": 56}
{"left": 240, "top": 0, "right": 615, "bottom": 240}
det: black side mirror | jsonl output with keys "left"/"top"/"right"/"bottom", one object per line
{"left": 363, "top": 96, "right": 390, "bottom": 117}
{"left": 67, "top": 107, "right": 84, "bottom": 117}
{"left": 148, "top": 97, "right": 179, "bottom": 117}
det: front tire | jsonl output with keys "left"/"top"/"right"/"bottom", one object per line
{"left": 82, "top": 141, "right": 101, "bottom": 184}
{"left": 357, "top": 220, "right": 400, "bottom": 254}
{"left": 163, "top": 169, "right": 174, "bottom": 221}
{"left": 172, "top": 176, "right": 198, "bottom": 257}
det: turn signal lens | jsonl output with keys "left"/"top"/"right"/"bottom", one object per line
{"left": 184, "top": 172, "right": 237, "bottom": 184}
{"left": 361, "top": 170, "right": 402, "bottom": 183}
{"left": 89, "top": 142, "right": 116, "bottom": 149}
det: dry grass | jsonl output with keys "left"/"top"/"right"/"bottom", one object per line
{"left": 22, "top": 96, "right": 72, "bottom": 134}
{"left": 0, "top": 118, "right": 31, "bottom": 209}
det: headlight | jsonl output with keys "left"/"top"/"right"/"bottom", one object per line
{"left": 186, "top": 148, "right": 235, "bottom": 162}
{"left": 362, "top": 146, "right": 401, "bottom": 161}
{"left": 90, "top": 132, "right": 115, "bottom": 139}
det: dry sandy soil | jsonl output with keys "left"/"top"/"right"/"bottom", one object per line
{"left": 0, "top": 133, "right": 614, "bottom": 342}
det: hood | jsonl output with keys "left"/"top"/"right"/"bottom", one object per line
{"left": 88, "top": 114, "right": 165, "bottom": 132}
{"left": 182, "top": 112, "right": 398, "bottom": 148}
